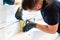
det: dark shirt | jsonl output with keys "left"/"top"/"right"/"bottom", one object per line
{"left": 41, "top": 1, "right": 60, "bottom": 33}
{"left": 3, "top": 0, "right": 15, "bottom": 5}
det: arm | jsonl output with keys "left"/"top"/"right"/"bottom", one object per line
{"left": 23, "top": 20, "right": 58, "bottom": 34}
{"left": 27, "top": 20, "right": 58, "bottom": 34}
{"left": 36, "top": 23, "right": 58, "bottom": 34}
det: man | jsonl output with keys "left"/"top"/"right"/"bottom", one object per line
{"left": 16, "top": 0, "right": 59, "bottom": 33}
{"left": 15, "top": 0, "right": 59, "bottom": 40}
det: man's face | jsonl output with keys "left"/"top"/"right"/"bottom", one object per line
{"left": 33, "top": 0, "right": 43, "bottom": 11}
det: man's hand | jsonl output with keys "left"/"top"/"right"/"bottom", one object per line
{"left": 23, "top": 23, "right": 36, "bottom": 32}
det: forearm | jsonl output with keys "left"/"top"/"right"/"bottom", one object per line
{"left": 36, "top": 24, "right": 58, "bottom": 34}
{"left": 36, "top": 24, "right": 50, "bottom": 33}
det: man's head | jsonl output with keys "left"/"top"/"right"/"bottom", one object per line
{"left": 22, "top": 0, "right": 43, "bottom": 11}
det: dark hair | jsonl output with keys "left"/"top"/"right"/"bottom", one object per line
{"left": 22, "top": 0, "right": 40, "bottom": 10}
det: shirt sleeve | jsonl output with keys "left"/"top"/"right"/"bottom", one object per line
{"left": 3, "top": 0, "right": 15, "bottom": 5}
{"left": 44, "top": 3, "right": 59, "bottom": 25}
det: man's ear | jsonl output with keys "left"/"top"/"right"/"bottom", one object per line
{"left": 36, "top": 4, "right": 42, "bottom": 9}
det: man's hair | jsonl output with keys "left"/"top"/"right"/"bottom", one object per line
{"left": 22, "top": 0, "right": 40, "bottom": 10}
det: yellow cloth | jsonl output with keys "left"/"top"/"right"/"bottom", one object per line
{"left": 19, "top": 20, "right": 24, "bottom": 32}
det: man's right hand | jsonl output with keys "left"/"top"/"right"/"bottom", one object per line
{"left": 23, "top": 23, "right": 36, "bottom": 32}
